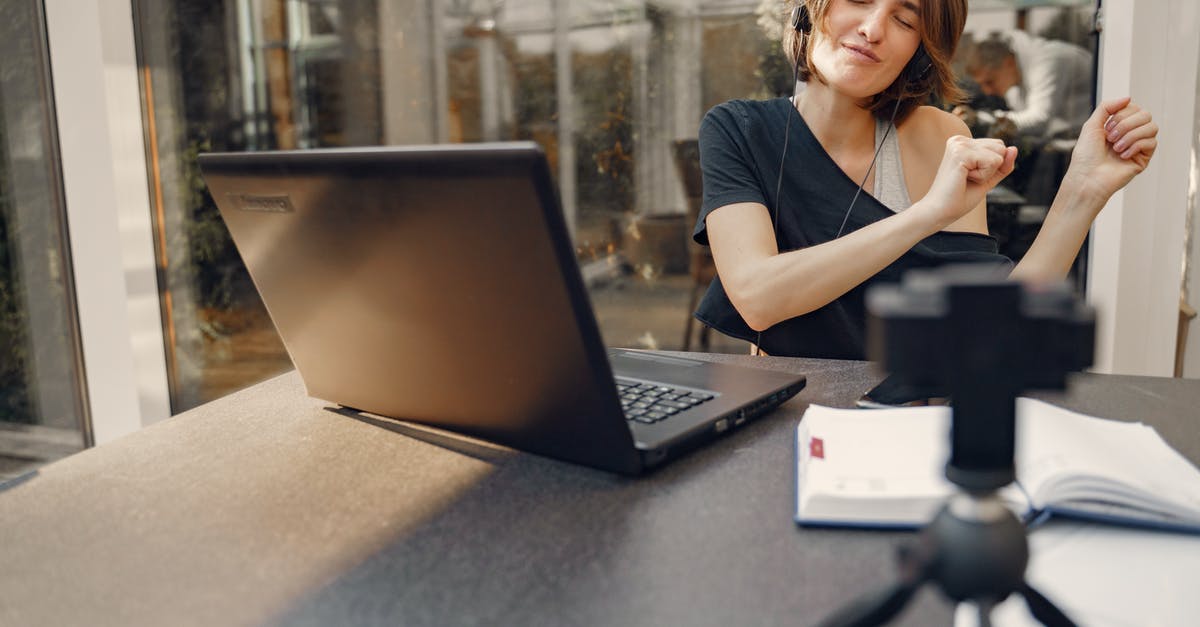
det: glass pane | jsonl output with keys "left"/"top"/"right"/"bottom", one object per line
{"left": 137, "top": 1, "right": 294, "bottom": 412}
{"left": 961, "top": 1, "right": 1097, "bottom": 266}
{"left": 0, "top": 0, "right": 88, "bottom": 479}
{"left": 135, "top": 1, "right": 1100, "bottom": 410}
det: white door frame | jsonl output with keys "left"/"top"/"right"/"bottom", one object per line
{"left": 1088, "top": 0, "right": 1199, "bottom": 376}
{"left": 44, "top": 0, "right": 171, "bottom": 442}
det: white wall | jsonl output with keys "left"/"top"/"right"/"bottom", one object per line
{"left": 45, "top": 0, "right": 171, "bottom": 442}
{"left": 1086, "top": 0, "right": 1199, "bottom": 377}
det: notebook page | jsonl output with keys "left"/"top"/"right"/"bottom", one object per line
{"left": 1014, "top": 398, "right": 1200, "bottom": 519}
{"left": 797, "top": 405, "right": 954, "bottom": 523}
{"left": 796, "top": 405, "right": 1031, "bottom": 526}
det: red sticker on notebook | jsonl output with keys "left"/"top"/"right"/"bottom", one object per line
{"left": 810, "top": 437, "right": 824, "bottom": 459}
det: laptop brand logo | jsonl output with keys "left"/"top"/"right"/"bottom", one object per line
{"left": 232, "top": 193, "right": 295, "bottom": 213}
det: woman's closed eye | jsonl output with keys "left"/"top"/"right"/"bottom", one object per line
{"left": 894, "top": 4, "right": 920, "bottom": 30}
{"left": 846, "top": 0, "right": 918, "bottom": 31}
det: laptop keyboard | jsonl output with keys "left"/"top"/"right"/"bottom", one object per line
{"left": 615, "top": 378, "right": 715, "bottom": 424}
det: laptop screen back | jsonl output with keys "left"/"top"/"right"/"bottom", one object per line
{"left": 199, "top": 143, "right": 641, "bottom": 473}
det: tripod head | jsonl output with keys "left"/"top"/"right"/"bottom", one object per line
{"left": 866, "top": 265, "right": 1094, "bottom": 491}
{"left": 815, "top": 266, "right": 1093, "bottom": 627}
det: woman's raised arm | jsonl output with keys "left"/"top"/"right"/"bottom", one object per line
{"left": 707, "top": 132, "right": 1016, "bottom": 331}
{"left": 1010, "top": 97, "right": 1158, "bottom": 282}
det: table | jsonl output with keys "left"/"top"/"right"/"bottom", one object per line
{"left": 1, "top": 354, "right": 1197, "bottom": 626}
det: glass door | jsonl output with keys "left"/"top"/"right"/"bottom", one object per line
{"left": 134, "top": 1, "right": 1106, "bottom": 412}
{"left": 0, "top": 0, "right": 89, "bottom": 480}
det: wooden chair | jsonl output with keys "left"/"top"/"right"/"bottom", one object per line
{"left": 672, "top": 139, "right": 716, "bottom": 351}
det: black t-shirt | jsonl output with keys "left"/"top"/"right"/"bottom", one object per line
{"left": 693, "top": 98, "right": 1011, "bottom": 359}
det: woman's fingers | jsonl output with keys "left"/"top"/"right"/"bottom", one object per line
{"left": 950, "top": 137, "right": 1008, "bottom": 183}
{"left": 1106, "top": 107, "right": 1150, "bottom": 142}
{"left": 1099, "top": 99, "right": 1157, "bottom": 165}
{"left": 1121, "top": 137, "right": 1157, "bottom": 166}
{"left": 954, "top": 136, "right": 1007, "bottom": 155}
{"left": 1098, "top": 96, "right": 1133, "bottom": 117}
{"left": 1096, "top": 97, "right": 1134, "bottom": 129}
{"left": 925, "top": 138, "right": 1017, "bottom": 227}
{"left": 995, "top": 145, "right": 1018, "bottom": 179}
{"left": 969, "top": 145, "right": 1017, "bottom": 185}
{"left": 1113, "top": 123, "right": 1157, "bottom": 155}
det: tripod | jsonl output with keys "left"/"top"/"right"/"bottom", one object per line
{"left": 815, "top": 485, "right": 1075, "bottom": 627}
{"left": 816, "top": 267, "right": 1092, "bottom": 626}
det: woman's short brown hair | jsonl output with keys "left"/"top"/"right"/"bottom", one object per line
{"left": 783, "top": 0, "right": 967, "bottom": 122}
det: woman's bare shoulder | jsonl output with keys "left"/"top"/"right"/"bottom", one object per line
{"left": 906, "top": 105, "right": 970, "bottom": 135}
{"left": 901, "top": 106, "right": 971, "bottom": 152}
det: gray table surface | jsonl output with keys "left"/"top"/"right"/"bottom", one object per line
{"left": 1, "top": 353, "right": 1197, "bottom": 627}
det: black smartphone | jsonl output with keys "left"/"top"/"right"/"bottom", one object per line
{"left": 856, "top": 373, "right": 950, "bottom": 408}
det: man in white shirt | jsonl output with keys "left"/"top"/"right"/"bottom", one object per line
{"left": 961, "top": 30, "right": 1093, "bottom": 138}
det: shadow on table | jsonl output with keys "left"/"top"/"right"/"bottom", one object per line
{"left": 264, "top": 359, "right": 945, "bottom": 627}
{"left": 264, "top": 404, "right": 822, "bottom": 626}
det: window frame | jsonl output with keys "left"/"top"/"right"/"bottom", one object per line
{"left": 31, "top": 0, "right": 1199, "bottom": 450}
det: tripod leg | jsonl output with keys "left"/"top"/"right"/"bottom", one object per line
{"left": 813, "top": 579, "right": 922, "bottom": 627}
{"left": 975, "top": 599, "right": 994, "bottom": 627}
{"left": 815, "top": 545, "right": 927, "bottom": 627}
{"left": 1017, "top": 582, "right": 1077, "bottom": 627}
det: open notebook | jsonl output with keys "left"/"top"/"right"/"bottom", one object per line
{"left": 794, "top": 398, "right": 1200, "bottom": 532}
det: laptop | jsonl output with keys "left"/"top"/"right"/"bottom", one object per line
{"left": 197, "top": 142, "right": 805, "bottom": 475}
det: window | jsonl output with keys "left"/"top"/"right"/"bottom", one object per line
{"left": 0, "top": 0, "right": 88, "bottom": 479}
{"left": 135, "top": 0, "right": 1100, "bottom": 411}
{"left": 962, "top": 2, "right": 1098, "bottom": 266}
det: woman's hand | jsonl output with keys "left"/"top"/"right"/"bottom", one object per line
{"left": 1011, "top": 99, "right": 1157, "bottom": 282}
{"left": 916, "top": 135, "right": 1018, "bottom": 230}
{"left": 1065, "top": 97, "right": 1158, "bottom": 202}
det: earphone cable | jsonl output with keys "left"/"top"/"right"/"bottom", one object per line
{"left": 834, "top": 95, "right": 904, "bottom": 239}
{"left": 756, "top": 5, "right": 920, "bottom": 353}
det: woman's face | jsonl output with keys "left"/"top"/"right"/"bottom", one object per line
{"left": 809, "top": 0, "right": 924, "bottom": 99}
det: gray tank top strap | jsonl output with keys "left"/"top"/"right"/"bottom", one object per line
{"left": 873, "top": 117, "right": 913, "bottom": 211}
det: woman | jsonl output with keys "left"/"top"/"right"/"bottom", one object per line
{"left": 693, "top": 0, "right": 1157, "bottom": 359}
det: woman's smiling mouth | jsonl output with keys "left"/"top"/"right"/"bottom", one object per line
{"left": 842, "top": 44, "right": 881, "bottom": 63}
